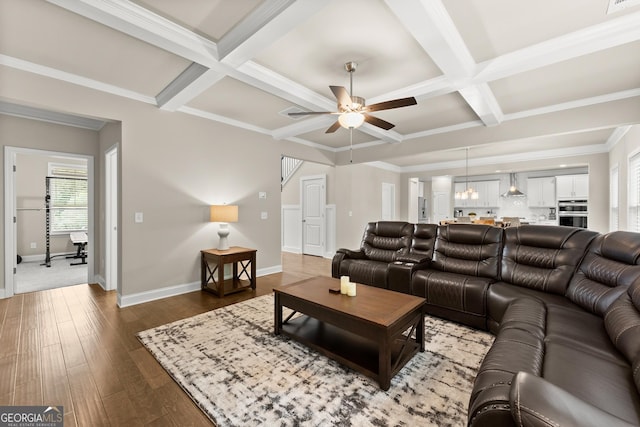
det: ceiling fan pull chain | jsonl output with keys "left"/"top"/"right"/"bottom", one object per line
{"left": 350, "top": 128, "right": 353, "bottom": 163}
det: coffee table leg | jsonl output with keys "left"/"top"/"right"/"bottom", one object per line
{"left": 274, "top": 293, "right": 282, "bottom": 335}
{"left": 418, "top": 311, "right": 425, "bottom": 352}
{"left": 379, "top": 334, "right": 391, "bottom": 391}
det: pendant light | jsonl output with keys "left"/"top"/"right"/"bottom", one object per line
{"left": 455, "top": 147, "right": 479, "bottom": 200}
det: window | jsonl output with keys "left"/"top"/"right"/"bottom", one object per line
{"left": 629, "top": 153, "right": 640, "bottom": 231}
{"left": 48, "top": 163, "right": 88, "bottom": 234}
{"left": 610, "top": 165, "right": 619, "bottom": 231}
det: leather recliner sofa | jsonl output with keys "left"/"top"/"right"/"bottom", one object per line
{"left": 332, "top": 223, "right": 640, "bottom": 426}
{"left": 331, "top": 221, "right": 437, "bottom": 290}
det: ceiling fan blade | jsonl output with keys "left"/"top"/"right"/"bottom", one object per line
{"left": 364, "top": 97, "right": 417, "bottom": 112}
{"left": 330, "top": 86, "right": 353, "bottom": 110}
{"left": 325, "top": 121, "right": 342, "bottom": 133}
{"left": 364, "top": 114, "right": 395, "bottom": 130}
{"left": 288, "top": 111, "right": 335, "bottom": 116}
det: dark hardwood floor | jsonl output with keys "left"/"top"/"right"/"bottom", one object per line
{"left": 0, "top": 252, "right": 331, "bottom": 426}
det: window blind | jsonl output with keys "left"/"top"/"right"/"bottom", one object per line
{"left": 48, "top": 163, "right": 88, "bottom": 233}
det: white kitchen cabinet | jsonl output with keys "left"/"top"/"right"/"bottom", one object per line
{"left": 527, "top": 177, "right": 556, "bottom": 207}
{"left": 477, "top": 180, "right": 500, "bottom": 207}
{"left": 556, "top": 174, "right": 588, "bottom": 199}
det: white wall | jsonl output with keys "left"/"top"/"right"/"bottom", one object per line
{"left": 0, "top": 68, "right": 332, "bottom": 300}
{"left": 334, "top": 163, "right": 402, "bottom": 250}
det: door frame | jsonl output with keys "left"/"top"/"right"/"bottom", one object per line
{"left": 300, "top": 174, "right": 326, "bottom": 257}
{"left": 4, "top": 146, "right": 95, "bottom": 298}
{"left": 105, "top": 144, "right": 119, "bottom": 292}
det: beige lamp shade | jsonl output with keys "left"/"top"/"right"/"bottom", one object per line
{"left": 210, "top": 205, "right": 238, "bottom": 223}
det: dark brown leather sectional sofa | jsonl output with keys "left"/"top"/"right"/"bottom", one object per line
{"left": 332, "top": 221, "right": 640, "bottom": 426}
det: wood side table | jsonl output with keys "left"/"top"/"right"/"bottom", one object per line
{"left": 201, "top": 246, "right": 257, "bottom": 297}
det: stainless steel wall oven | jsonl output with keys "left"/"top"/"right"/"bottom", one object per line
{"left": 558, "top": 200, "right": 588, "bottom": 228}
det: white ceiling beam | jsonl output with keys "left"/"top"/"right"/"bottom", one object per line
{"left": 272, "top": 115, "right": 336, "bottom": 140}
{"left": 46, "top": 0, "right": 220, "bottom": 66}
{"left": 218, "top": 1, "right": 327, "bottom": 67}
{"left": 160, "top": 1, "right": 327, "bottom": 110}
{"left": 605, "top": 126, "right": 632, "bottom": 151}
{"left": 475, "top": 11, "right": 640, "bottom": 83}
{"left": 385, "top": 0, "right": 503, "bottom": 127}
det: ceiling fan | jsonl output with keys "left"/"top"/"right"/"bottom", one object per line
{"left": 289, "top": 61, "right": 417, "bottom": 133}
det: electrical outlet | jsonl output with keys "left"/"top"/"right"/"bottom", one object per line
{"left": 259, "top": 192, "right": 267, "bottom": 199}
{"left": 30, "top": 242, "right": 37, "bottom": 249}
{"left": 261, "top": 211, "right": 268, "bottom": 219}
{"left": 135, "top": 212, "right": 144, "bottom": 223}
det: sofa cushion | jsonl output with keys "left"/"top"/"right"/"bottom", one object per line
{"left": 410, "top": 223, "right": 438, "bottom": 259}
{"left": 432, "top": 224, "right": 503, "bottom": 279}
{"left": 605, "top": 281, "right": 640, "bottom": 393}
{"left": 361, "top": 221, "right": 413, "bottom": 262}
{"left": 500, "top": 225, "right": 597, "bottom": 295}
{"left": 567, "top": 231, "right": 640, "bottom": 316}
{"left": 542, "top": 340, "right": 640, "bottom": 425}
{"left": 510, "top": 372, "right": 639, "bottom": 427}
{"left": 335, "top": 259, "right": 389, "bottom": 289}
{"left": 486, "top": 282, "right": 580, "bottom": 333}
{"left": 412, "top": 270, "right": 491, "bottom": 329}
{"left": 546, "top": 304, "right": 627, "bottom": 365}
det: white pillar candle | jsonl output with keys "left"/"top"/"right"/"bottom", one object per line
{"left": 347, "top": 282, "right": 357, "bottom": 297}
{"left": 340, "top": 276, "right": 349, "bottom": 294}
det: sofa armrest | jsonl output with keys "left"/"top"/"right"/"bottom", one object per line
{"left": 395, "top": 253, "right": 431, "bottom": 264}
{"left": 387, "top": 259, "right": 431, "bottom": 294}
{"left": 336, "top": 248, "right": 366, "bottom": 259}
{"left": 510, "top": 372, "right": 637, "bottom": 427}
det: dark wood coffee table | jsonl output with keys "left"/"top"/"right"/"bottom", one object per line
{"left": 273, "top": 276, "right": 425, "bottom": 390}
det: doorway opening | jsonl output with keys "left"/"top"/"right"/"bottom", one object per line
{"left": 4, "top": 147, "right": 94, "bottom": 296}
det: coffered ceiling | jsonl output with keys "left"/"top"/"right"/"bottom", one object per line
{"left": 1, "top": 0, "right": 639, "bottom": 170}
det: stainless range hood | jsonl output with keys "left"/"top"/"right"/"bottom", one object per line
{"left": 502, "top": 173, "right": 526, "bottom": 197}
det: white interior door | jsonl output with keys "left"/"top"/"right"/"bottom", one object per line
{"left": 105, "top": 146, "right": 118, "bottom": 291}
{"left": 433, "top": 191, "right": 450, "bottom": 224}
{"left": 3, "top": 149, "right": 17, "bottom": 298}
{"left": 301, "top": 175, "right": 325, "bottom": 257}
{"left": 408, "top": 177, "right": 419, "bottom": 223}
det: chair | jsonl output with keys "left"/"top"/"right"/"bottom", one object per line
{"left": 502, "top": 217, "right": 520, "bottom": 227}
{"left": 477, "top": 217, "right": 496, "bottom": 225}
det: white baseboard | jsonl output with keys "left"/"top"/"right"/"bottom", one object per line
{"left": 117, "top": 265, "right": 283, "bottom": 308}
{"left": 0, "top": 288, "right": 5, "bottom": 299}
{"left": 259, "top": 265, "right": 283, "bottom": 276}
{"left": 93, "top": 274, "right": 107, "bottom": 291}
{"left": 282, "top": 247, "right": 301, "bottom": 254}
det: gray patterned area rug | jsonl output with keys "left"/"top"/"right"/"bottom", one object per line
{"left": 137, "top": 294, "right": 493, "bottom": 427}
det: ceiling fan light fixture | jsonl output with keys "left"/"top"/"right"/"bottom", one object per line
{"left": 338, "top": 111, "right": 365, "bottom": 129}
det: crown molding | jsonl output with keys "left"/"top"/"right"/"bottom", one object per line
{"left": 401, "top": 143, "right": 609, "bottom": 173}
{"left": 0, "top": 54, "right": 156, "bottom": 104}
{"left": 0, "top": 100, "right": 107, "bottom": 130}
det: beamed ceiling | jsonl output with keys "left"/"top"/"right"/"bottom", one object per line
{"left": 1, "top": 0, "right": 639, "bottom": 171}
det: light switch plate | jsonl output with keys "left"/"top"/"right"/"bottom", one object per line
{"left": 261, "top": 211, "right": 268, "bottom": 219}
{"left": 135, "top": 212, "right": 143, "bottom": 223}
{"left": 259, "top": 192, "right": 267, "bottom": 199}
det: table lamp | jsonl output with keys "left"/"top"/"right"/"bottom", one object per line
{"left": 210, "top": 205, "right": 238, "bottom": 250}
